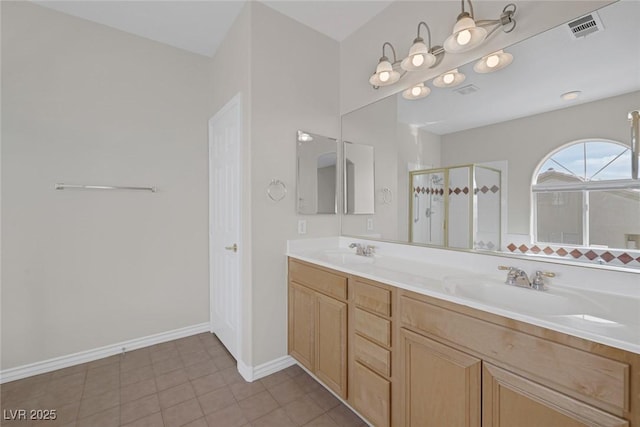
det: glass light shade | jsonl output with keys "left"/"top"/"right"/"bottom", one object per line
{"left": 401, "top": 40, "right": 436, "bottom": 71}
{"left": 432, "top": 69, "right": 466, "bottom": 88}
{"left": 369, "top": 58, "right": 400, "bottom": 86}
{"left": 402, "top": 83, "right": 431, "bottom": 100}
{"left": 443, "top": 14, "right": 487, "bottom": 53}
{"left": 473, "top": 50, "right": 513, "bottom": 73}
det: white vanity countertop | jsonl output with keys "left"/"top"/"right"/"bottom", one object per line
{"left": 287, "top": 238, "right": 640, "bottom": 354}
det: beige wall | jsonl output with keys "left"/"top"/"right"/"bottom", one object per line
{"left": 441, "top": 91, "right": 640, "bottom": 235}
{"left": 250, "top": 2, "right": 340, "bottom": 366}
{"left": 339, "top": 1, "right": 612, "bottom": 115}
{"left": 1, "top": 2, "right": 210, "bottom": 369}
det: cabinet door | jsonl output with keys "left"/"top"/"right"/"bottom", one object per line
{"left": 483, "top": 363, "right": 628, "bottom": 427}
{"left": 399, "top": 328, "right": 481, "bottom": 427}
{"left": 352, "top": 361, "right": 391, "bottom": 427}
{"left": 288, "top": 282, "right": 315, "bottom": 371}
{"left": 316, "top": 293, "right": 348, "bottom": 398}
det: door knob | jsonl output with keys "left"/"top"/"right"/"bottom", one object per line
{"left": 225, "top": 243, "right": 238, "bottom": 253}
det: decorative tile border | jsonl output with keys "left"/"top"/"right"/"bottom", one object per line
{"left": 413, "top": 186, "right": 500, "bottom": 196}
{"left": 506, "top": 243, "right": 640, "bottom": 268}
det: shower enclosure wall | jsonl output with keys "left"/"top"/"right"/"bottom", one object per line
{"left": 410, "top": 164, "right": 502, "bottom": 250}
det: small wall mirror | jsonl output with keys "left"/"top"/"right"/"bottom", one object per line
{"left": 296, "top": 130, "right": 337, "bottom": 214}
{"left": 344, "top": 141, "right": 375, "bottom": 214}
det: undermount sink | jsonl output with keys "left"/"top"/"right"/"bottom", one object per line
{"left": 441, "top": 275, "right": 639, "bottom": 333}
{"left": 441, "top": 275, "right": 583, "bottom": 316}
{"left": 320, "top": 249, "right": 375, "bottom": 265}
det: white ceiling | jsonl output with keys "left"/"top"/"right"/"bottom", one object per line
{"left": 33, "top": 0, "right": 394, "bottom": 57}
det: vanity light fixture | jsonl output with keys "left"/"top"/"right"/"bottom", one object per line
{"left": 402, "top": 83, "right": 431, "bottom": 100}
{"left": 473, "top": 49, "right": 513, "bottom": 73}
{"left": 433, "top": 69, "right": 466, "bottom": 88}
{"left": 400, "top": 22, "right": 443, "bottom": 72}
{"left": 444, "top": 0, "right": 517, "bottom": 53}
{"left": 369, "top": 42, "right": 401, "bottom": 87}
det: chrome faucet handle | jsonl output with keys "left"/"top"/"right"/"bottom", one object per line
{"left": 498, "top": 266, "right": 530, "bottom": 287}
{"left": 531, "top": 271, "right": 555, "bottom": 291}
{"left": 349, "top": 243, "right": 365, "bottom": 255}
{"left": 364, "top": 245, "right": 376, "bottom": 256}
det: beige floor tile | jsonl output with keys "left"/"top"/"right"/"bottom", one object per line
{"left": 39, "top": 383, "right": 84, "bottom": 408}
{"left": 303, "top": 413, "right": 340, "bottom": 427}
{"left": 182, "top": 417, "right": 208, "bottom": 427}
{"left": 250, "top": 408, "right": 296, "bottom": 427}
{"left": 83, "top": 373, "right": 120, "bottom": 399}
{"left": 152, "top": 356, "right": 184, "bottom": 377}
{"left": 121, "top": 378, "right": 157, "bottom": 403}
{"left": 293, "top": 374, "right": 322, "bottom": 394}
{"left": 121, "top": 412, "right": 164, "bottom": 427}
{"left": 236, "top": 391, "right": 279, "bottom": 421}
{"left": 120, "top": 393, "right": 161, "bottom": 425}
{"left": 259, "top": 371, "right": 290, "bottom": 390}
{"left": 218, "top": 367, "right": 244, "bottom": 386}
{"left": 47, "top": 373, "right": 86, "bottom": 393}
{"left": 191, "top": 373, "right": 226, "bottom": 396}
{"left": 158, "top": 382, "right": 196, "bottom": 409}
{"left": 266, "top": 379, "right": 304, "bottom": 406}
{"left": 121, "top": 365, "right": 155, "bottom": 388}
{"left": 203, "top": 403, "right": 248, "bottom": 427}
{"left": 77, "top": 389, "right": 120, "bottom": 419}
{"left": 184, "top": 360, "right": 218, "bottom": 381}
{"left": 155, "top": 368, "right": 188, "bottom": 391}
{"left": 282, "top": 395, "right": 324, "bottom": 426}
{"left": 197, "top": 387, "right": 236, "bottom": 415}
{"left": 150, "top": 348, "right": 180, "bottom": 365}
{"left": 306, "top": 388, "right": 340, "bottom": 412}
{"left": 50, "top": 364, "right": 88, "bottom": 380}
{"left": 120, "top": 353, "right": 152, "bottom": 374}
{"left": 229, "top": 380, "right": 265, "bottom": 401}
{"left": 76, "top": 406, "right": 120, "bottom": 427}
{"left": 180, "top": 350, "right": 211, "bottom": 368}
{"left": 282, "top": 365, "right": 305, "bottom": 379}
{"left": 161, "top": 398, "right": 203, "bottom": 427}
{"left": 326, "top": 406, "right": 365, "bottom": 427}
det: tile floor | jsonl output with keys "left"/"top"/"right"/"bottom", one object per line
{"left": 0, "top": 333, "right": 366, "bottom": 427}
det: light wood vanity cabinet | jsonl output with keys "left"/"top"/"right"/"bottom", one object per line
{"left": 398, "top": 290, "right": 636, "bottom": 427}
{"left": 349, "top": 278, "right": 395, "bottom": 427}
{"left": 288, "top": 258, "right": 639, "bottom": 427}
{"left": 288, "top": 259, "right": 348, "bottom": 398}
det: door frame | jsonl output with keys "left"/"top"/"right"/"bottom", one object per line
{"left": 208, "top": 93, "right": 243, "bottom": 361}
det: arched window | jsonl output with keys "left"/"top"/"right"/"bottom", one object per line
{"left": 532, "top": 139, "right": 640, "bottom": 248}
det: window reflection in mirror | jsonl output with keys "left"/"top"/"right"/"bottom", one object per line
{"left": 296, "top": 131, "right": 337, "bottom": 215}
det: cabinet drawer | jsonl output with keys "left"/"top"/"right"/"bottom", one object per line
{"left": 355, "top": 308, "right": 391, "bottom": 347}
{"left": 289, "top": 259, "right": 347, "bottom": 300}
{"left": 351, "top": 362, "right": 391, "bottom": 427}
{"left": 354, "top": 334, "right": 391, "bottom": 378}
{"left": 353, "top": 280, "right": 391, "bottom": 317}
{"left": 399, "top": 295, "right": 630, "bottom": 415}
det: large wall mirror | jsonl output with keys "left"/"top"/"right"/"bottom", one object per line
{"left": 297, "top": 130, "right": 338, "bottom": 214}
{"left": 341, "top": 1, "right": 640, "bottom": 269}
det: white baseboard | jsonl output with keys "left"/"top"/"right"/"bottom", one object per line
{"left": 237, "top": 355, "right": 296, "bottom": 382}
{"left": 0, "top": 323, "right": 210, "bottom": 384}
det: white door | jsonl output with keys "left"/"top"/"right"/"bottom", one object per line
{"left": 209, "top": 94, "right": 242, "bottom": 360}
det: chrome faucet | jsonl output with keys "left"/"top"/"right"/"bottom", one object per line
{"left": 349, "top": 243, "right": 376, "bottom": 257}
{"left": 498, "top": 266, "right": 554, "bottom": 291}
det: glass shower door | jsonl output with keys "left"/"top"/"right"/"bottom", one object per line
{"left": 410, "top": 170, "right": 445, "bottom": 246}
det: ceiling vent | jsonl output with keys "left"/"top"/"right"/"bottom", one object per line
{"left": 454, "top": 84, "right": 479, "bottom": 96}
{"left": 567, "top": 12, "right": 604, "bottom": 39}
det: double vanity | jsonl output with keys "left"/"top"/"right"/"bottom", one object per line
{"left": 287, "top": 239, "right": 640, "bottom": 427}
